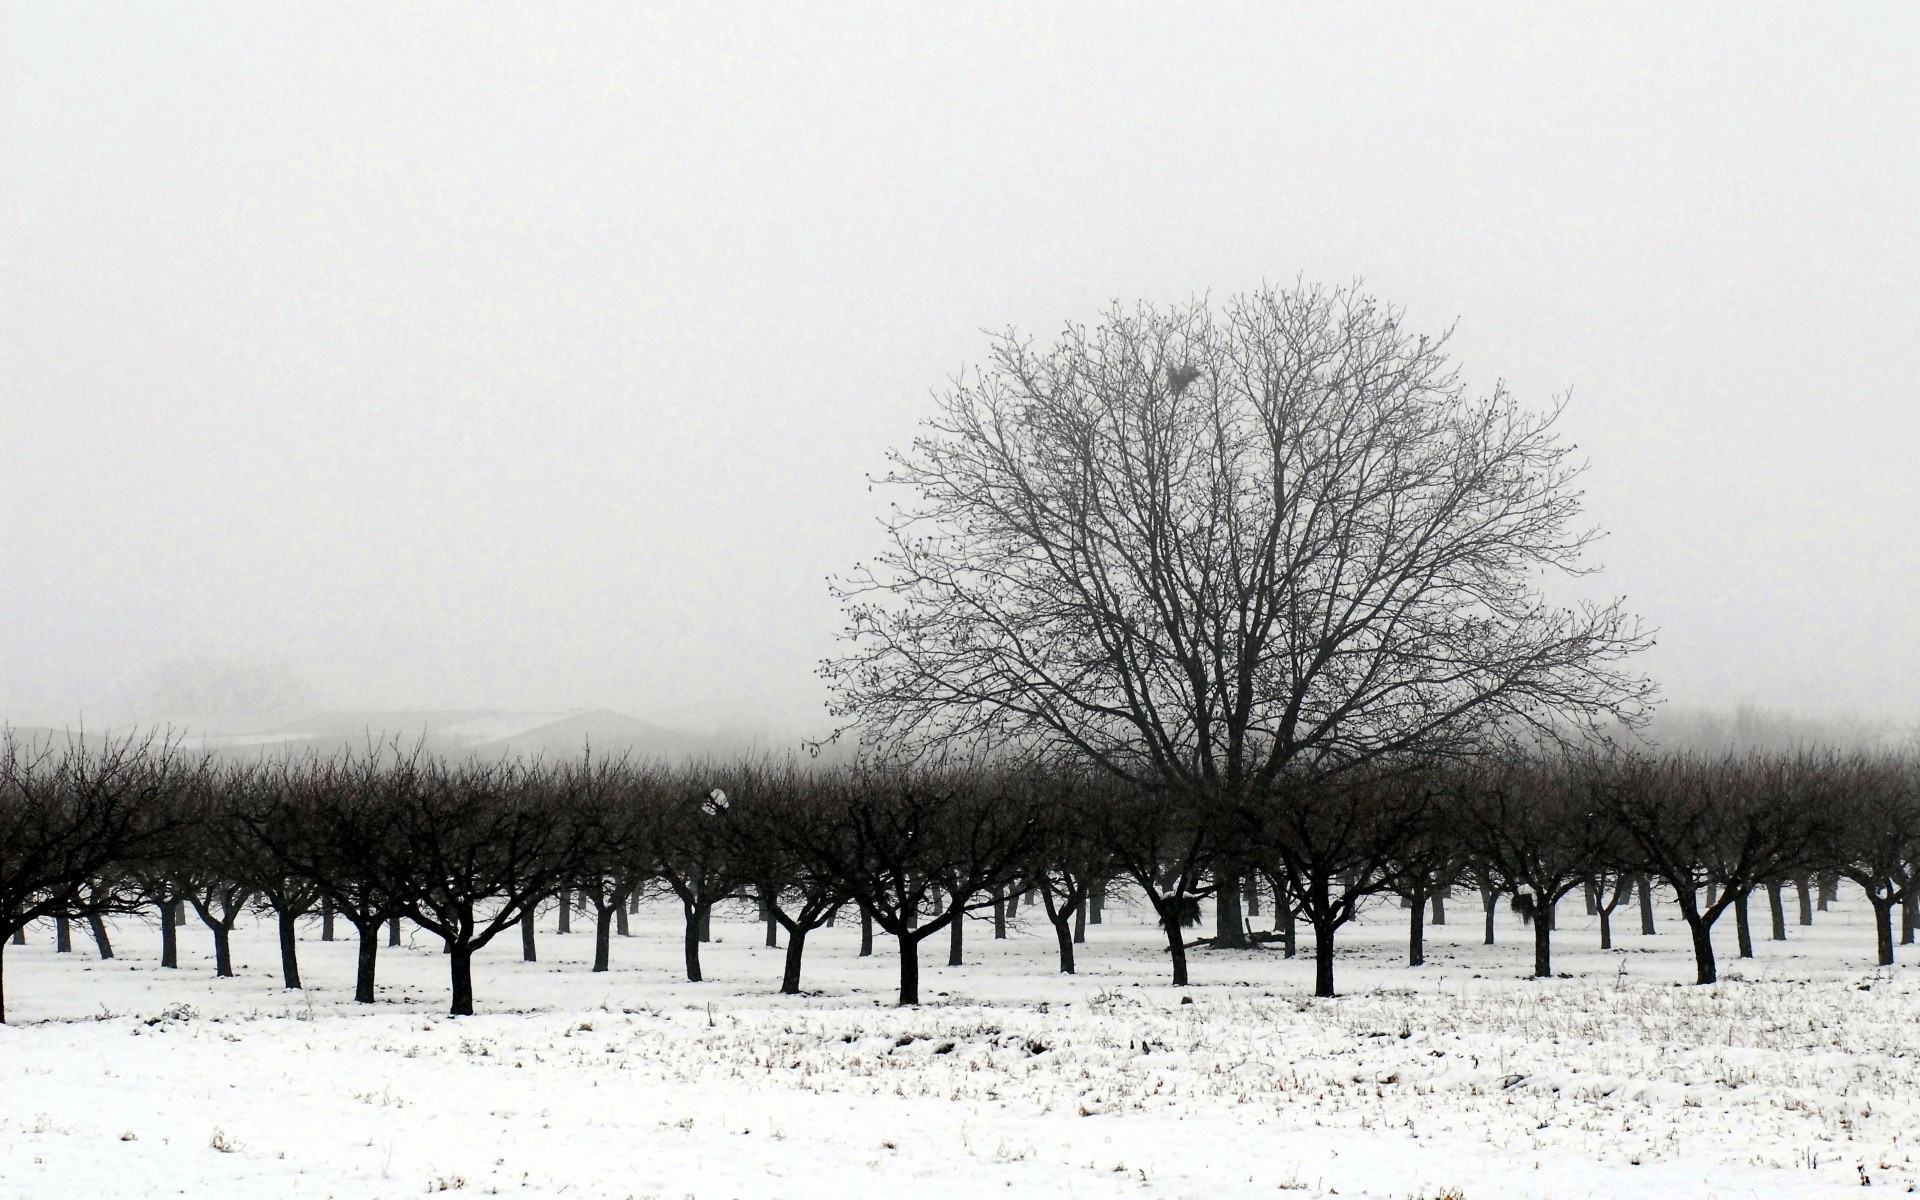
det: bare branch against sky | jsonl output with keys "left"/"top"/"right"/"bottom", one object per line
{"left": 3, "top": 5, "right": 1914, "bottom": 738}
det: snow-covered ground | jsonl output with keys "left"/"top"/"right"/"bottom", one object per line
{"left": 5, "top": 890, "right": 1918, "bottom": 1199}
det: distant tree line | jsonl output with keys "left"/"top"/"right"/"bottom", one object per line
{"left": 3, "top": 733, "right": 1916, "bottom": 1022}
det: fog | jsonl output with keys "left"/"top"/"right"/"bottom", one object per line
{"left": 4, "top": 5, "right": 1915, "bottom": 741}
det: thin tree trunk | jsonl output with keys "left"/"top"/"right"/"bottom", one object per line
{"left": 1214, "top": 870, "right": 1247, "bottom": 948}
{"left": 159, "top": 901, "right": 178, "bottom": 969}
{"left": 992, "top": 889, "right": 1006, "bottom": 939}
{"left": 388, "top": 917, "right": 401, "bottom": 947}
{"left": 615, "top": 901, "right": 630, "bottom": 937}
{"left": 1073, "top": 897, "right": 1087, "bottom": 944}
{"left": 1639, "top": 875, "right": 1656, "bottom": 935}
{"left": 859, "top": 909, "right": 873, "bottom": 957}
{"left": 1408, "top": 892, "right": 1425, "bottom": 967}
{"left": 278, "top": 909, "right": 301, "bottom": 989}
{"left": 594, "top": 904, "right": 613, "bottom": 972}
{"left": 1684, "top": 909, "right": 1718, "bottom": 984}
{"left": 698, "top": 906, "right": 711, "bottom": 943}
{"left": 521, "top": 908, "right": 537, "bottom": 962}
{"left": 780, "top": 927, "right": 808, "bottom": 994}
{"left": 1734, "top": 890, "right": 1754, "bottom": 959}
{"left": 682, "top": 903, "right": 704, "bottom": 982}
{"left": 1902, "top": 891, "right": 1917, "bottom": 947}
{"left": 1532, "top": 897, "right": 1553, "bottom": 978}
{"left": 210, "top": 922, "right": 234, "bottom": 978}
{"left": 87, "top": 914, "right": 113, "bottom": 960}
{"left": 557, "top": 890, "right": 571, "bottom": 935}
{"left": 321, "top": 896, "right": 335, "bottom": 941}
{"left": 1599, "top": 904, "right": 1613, "bottom": 950}
{"left": 1312, "top": 919, "right": 1336, "bottom": 997}
{"left": 448, "top": 944, "right": 475, "bottom": 1016}
{"left": 1767, "top": 882, "right": 1787, "bottom": 942}
{"left": 1279, "top": 898, "right": 1296, "bottom": 958}
{"left": 1481, "top": 884, "right": 1496, "bottom": 946}
{"left": 1431, "top": 889, "right": 1446, "bottom": 926}
{"left": 1166, "top": 913, "right": 1189, "bottom": 987}
{"left": 1052, "top": 909, "right": 1076, "bottom": 974}
{"left": 354, "top": 922, "right": 378, "bottom": 1003}
{"left": 897, "top": 931, "right": 920, "bottom": 1006}
{"left": 1796, "top": 876, "right": 1814, "bottom": 925}
{"left": 55, "top": 915, "right": 71, "bottom": 953}
{"left": 1818, "top": 872, "right": 1836, "bottom": 911}
{"left": 1244, "top": 877, "right": 1260, "bottom": 918}
{"left": 947, "top": 897, "right": 964, "bottom": 966}
{"left": 1871, "top": 895, "right": 1896, "bottom": 967}
{"left": 1090, "top": 883, "right": 1104, "bottom": 925}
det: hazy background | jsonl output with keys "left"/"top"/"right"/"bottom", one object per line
{"left": 4, "top": 4, "right": 1915, "bottom": 742}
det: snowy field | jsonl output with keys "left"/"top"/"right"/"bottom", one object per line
{"left": 4, "top": 890, "right": 1918, "bottom": 1200}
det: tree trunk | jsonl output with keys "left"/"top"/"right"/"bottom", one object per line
{"left": 896, "top": 932, "right": 920, "bottom": 1006}
{"left": 55, "top": 915, "right": 71, "bottom": 953}
{"left": 159, "top": 901, "right": 178, "bottom": 969}
{"left": 1052, "top": 909, "right": 1076, "bottom": 974}
{"left": 1244, "top": 877, "right": 1260, "bottom": 919}
{"left": 615, "top": 901, "right": 630, "bottom": 937}
{"left": 1431, "top": 889, "right": 1446, "bottom": 926}
{"left": 1796, "top": 876, "right": 1814, "bottom": 926}
{"left": 521, "top": 908, "right": 537, "bottom": 962}
{"left": 1902, "top": 891, "right": 1917, "bottom": 947}
{"left": 210, "top": 922, "right": 234, "bottom": 978}
{"left": 388, "top": 917, "right": 401, "bottom": 947}
{"left": 780, "top": 927, "right": 808, "bottom": 994}
{"left": 1767, "top": 883, "right": 1787, "bottom": 942}
{"left": 1407, "top": 892, "right": 1426, "bottom": 967}
{"left": 765, "top": 913, "right": 779, "bottom": 949}
{"left": 682, "top": 903, "right": 704, "bottom": 982}
{"left": 1279, "top": 898, "right": 1296, "bottom": 959}
{"left": 1481, "top": 884, "right": 1497, "bottom": 946}
{"left": 278, "top": 909, "right": 302, "bottom": 989}
{"left": 1818, "top": 872, "right": 1836, "bottom": 911}
{"left": 1532, "top": 898, "right": 1553, "bottom": 978}
{"left": 87, "top": 914, "right": 113, "bottom": 960}
{"left": 698, "top": 906, "right": 711, "bottom": 942}
{"left": 1734, "top": 890, "right": 1754, "bottom": 959}
{"left": 1213, "top": 871, "right": 1247, "bottom": 948}
{"left": 1166, "top": 914, "right": 1189, "bottom": 987}
{"left": 1312, "top": 919, "right": 1337, "bottom": 997}
{"left": 1585, "top": 877, "right": 1600, "bottom": 916}
{"left": 947, "top": 904, "right": 964, "bottom": 967}
{"left": 1073, "top": 897, "right": 1087, "bottom": 944}
{"left": 992, "top": 889, "right": 1006, "bottom": 939}
{"left": 1004, "top": 889, "right": 1017, "bottom": 920}
{"left": 1599, "top": 904, "right": 1613, "bottom": 950}
{"left": 1639, "top": 875, "right": 1656, "bottom": 935}
{"left": 448, "top": 943, "right": 475, "bottom": 1016}
{"left": 859, "top": 909, "right": 873, "bottom": 957}
{"left": 321, "top": 897, "right": 334, "bottom": 942}
{"left": 594, "top": 904, "right": 613, "bottom": 972}
{"left": 354, "top": 923, "right": 378, "bottom": 1003}
{"left": 1871, "top": 894, "right": 1896, "bottom": 967}
{"left": 557, "top": 891, "right": 571, "bottom": 935}
{"left": 1684, "top": 910, "right": 1718, "bottom": 984}
{"left": 1090, "top": 883, "right": 1104, "bottom": 925}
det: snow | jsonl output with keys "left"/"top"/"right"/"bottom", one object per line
{"left": 4, "top": 890, "right": 1918, "bottom": 1199}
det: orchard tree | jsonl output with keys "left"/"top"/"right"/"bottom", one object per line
{"left": 826, "top": 282, "right": 1653, "bottom": 949}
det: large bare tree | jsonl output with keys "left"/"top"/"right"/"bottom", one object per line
{"left": 825, "top": 283, "right": 1653, "bottom": 943}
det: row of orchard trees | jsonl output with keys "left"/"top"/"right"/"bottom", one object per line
{"left": 4, "top": 731, "right": 1917, "bottom": 1020}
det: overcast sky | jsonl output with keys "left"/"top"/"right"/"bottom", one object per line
{"left": 3, "top": 4, "right": 1915, "bottom": 734}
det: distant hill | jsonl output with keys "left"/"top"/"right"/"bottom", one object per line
{"left": 11, "top": 709, "right": 764, "bottom": 764}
